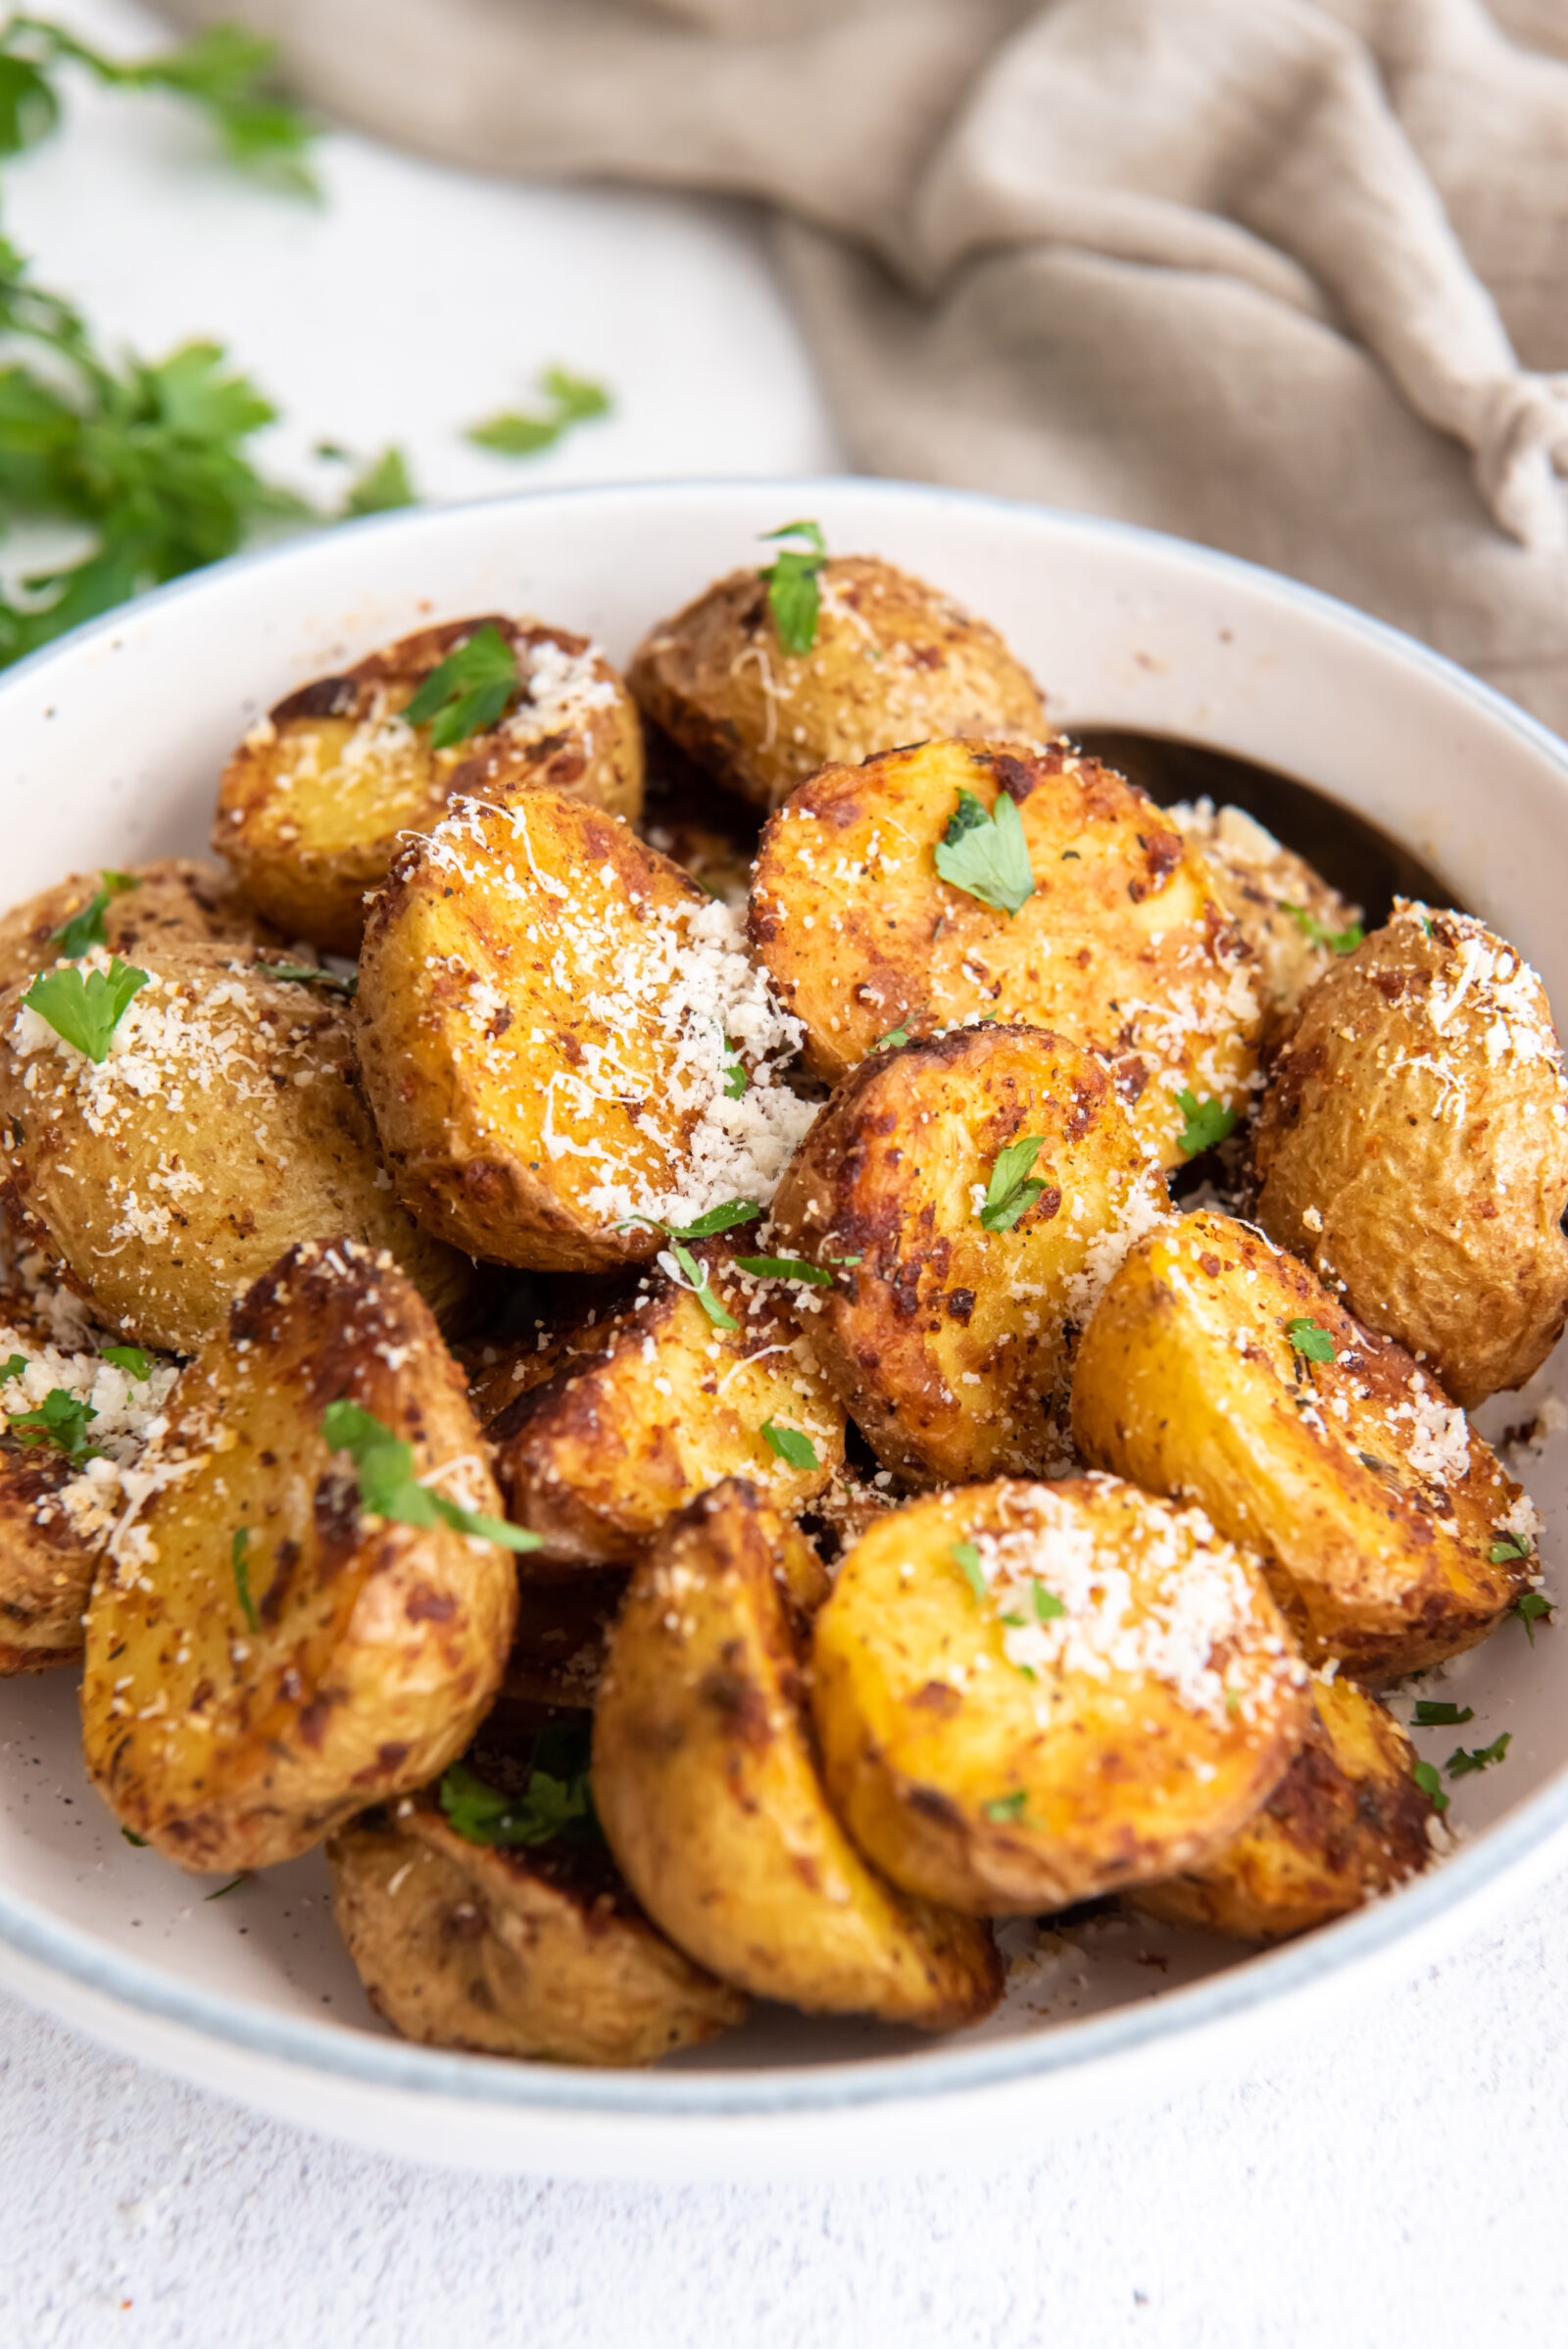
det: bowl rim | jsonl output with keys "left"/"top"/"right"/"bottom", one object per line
{"left": 4, "top": 470, "right": 1567, "bottom": 2124}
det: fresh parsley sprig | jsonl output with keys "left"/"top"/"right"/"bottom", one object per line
{"left": 1513, "top": 1591, "right": 1552, "bottom": 1643}
{"left": 1490, "top": 1532, "right": 1532, "bottom": 1565}
{"left": 0, "top": 1352, "right": 25, "bottom": 1383}
{"left": 6, "top": 1385, "right": 101, "bottom": 1463}
{"left": 1283, "top": 904, "right": 1364, "bottom": 956}
{"left": 734, "top": 1252, "right": 834, "bottom": 1288}
{"left": 439, "top": 1726, "right": 602, "bottom": 1849}
{"left": 760, "top": 1417, "right": 818, "bottom": 1470}
{"left": 22, "top": 955, "right": 147, "bottom": 1060}
{"left": 467, "top": 367, "right": 611, "bottom": 459}
{"left": 1175, "top": 1089, "right": 1239, "bottom": 1156}
{"left": 977, "top": 1135, "right": 1049, "bottom": 1234}
{"left": 932, "top": 788, "right": 1035, "bottom": 918}
{"left": 400, "top": 623, "right": 519, "bottom": 751}
{"left": 1412, "top": 1758, "right": 1449, "bottom": 1815}
{"left": 49, "top": 868, "right": 138, "bottom": 958}
{"left": 983, "top": 1790, "right": 1029, "bottom": 1824}
{"left": 321, "top": 1398, "right": 541, "bottom": 1552}
{"left": 1447, "top": 1733, "right": 1511, "bottom": 1778}
{"left": 1412, "top": 1699, "right": 1474, "bottom": 1727}
{"left": 616, "top": 1200, "right": 762, "bottom": 1331}
{"left": 759, "top": 519, "right": 826, "bottom": 656}
{"left": 953, "top": 1541, "right": 986, "bottom": 1602}
{"left": 1285, "top": 1316, "right": 1336, "bottom": 1366}
{"left": 102, "top": 1345, "right": 151, "bottom": 1381}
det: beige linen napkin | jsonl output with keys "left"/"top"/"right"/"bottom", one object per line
{"left": 163, "top": 0, "right": 1568, "bottom": 730}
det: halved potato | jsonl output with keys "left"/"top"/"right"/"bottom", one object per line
{"left": 1169, "top": 800, "right": 1363, "bottom": 1041}
{"left": 1071, "top": 1209, "right": 1537, "bottom": 1679}
{"left": 483, "top": 1240, "right": 844, "bottom": 1568}
{"left": 749, "top": 739, "right": 1261, "bottom": 1167}
{"left": 0, "top": 858, "right": 280, "bottom": 994}
{"left": 1130, "top": 1673, "right": 1434, "bottom": 1940}
{"left": 810, "top": 1475, "right": 1309, "bottom": 1916}
{"left": 0, "top": 941, "right": 475, "bottom": 1352}
{"left": 769, "top": 1024, "right": 1168, "bottom": 1484}
{"left": 354, "top": 791, "right": 812, "bottom": 1272}
{"left": 81, "top": 1240, "right": 518, "bottom": 1874}
{"left": 1253, "top": 904, "right": 1568, "bottom": 1407}
{"left": 593, "top": 1480, "right": 1003, "bottom": 2024}
{"left": 215, "top": 618, "right": 645, "bottom": 953}
{"left": 630, "top": 554, "right": 1048, "bottom": 813}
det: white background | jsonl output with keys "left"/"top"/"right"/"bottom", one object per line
{"left": 3, "top": 4, "right": 1567, "bottom": 2343}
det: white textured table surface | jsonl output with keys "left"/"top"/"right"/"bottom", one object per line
{"left": 4, "top": 4, "right": 1568, "bottom": 2342}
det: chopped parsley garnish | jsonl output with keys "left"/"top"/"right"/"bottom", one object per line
{"left": 1447, "top": 1733, "right": 1511, "bottom": 1778}
{"left": 1285, "top": 1316, "right": 1336, "bottom": 1365}
{"left": 734, "top": 1252, "right": 835, "bottom": 1288}
{"left": 204, "top": 1874, "right": 249, "bottom": 1900}
{"left": 254, "top": 960, "right": 357, "bottom": 998}
{"left": 6, "top": 1386, "right": 101, "bottom": 1463}
{"left": 1512, "top": 1591, "right": 1553, "bottom": 1643}
{"left": 615, "top": 1202, "right": 764, "bottom": 1330}
{"left": 760, "top": 1417, "right": 819, "bottom": 1471}
{"left": 120, "top": 1827, "right": 146, "bottom": 1846}
{"left": 666, "top": 1199, "right": 762, "bottom": 1241}
{"left": 1175, "top": 1088, "right": 1239, "bottom": 1157}
{"left": 1412, "top": 1699, "right": 1474, "bottom": 1727}
{"left": 338, "top": 445, "right": 416, "bottom": 516}
{"left": 983, "top": 1790, "right": 1029, "bottom": 1824}
{"left": 759, "top": 519, "right": 826, "bottom": 655}
{"left": 1031, "top": 1583, "right": 1065, "bottom": 1623}
{"left": 721, "top": 1043, "right": 749, "bottom": 1100}
{"left": 932, "top": 787, "right": 1035, "bottom": 918}
{"left": 321, "top": 1399, "right": 542, "bottom": 1551}
{"left": 1412, "top": 1758, "right": 1449, "bottom": 1814}
{"left": 0, "top": 1353, "right": 25, "bottom": 1384}
{"left": 23, "top": 955, "right": 148, "bottom": 1060}
{"left": 952, "top": 1541, "right": 986, "bottom": 1602}
{"left": 1490, "top": 1533, "right": 1532, "bottom": 1564}
{"left": 400, "top": 622, "right": 518, "bottom": 750}
{"left": 102, "top": 1346, "right": 151, "bottom": 1380}
{"left": 875, "top": 1023, "right": 911, "bottom": 1051}
{"left": 49, "top": 868, "right": 138, "bottom": 957}
{"left": 1283, "top": 904, "right": 1364, "bottom": 955}
{"left": 977, "top": 1134, "right": 1049, "bottom": 1233}
{"left": 667, "top": 1240, "right": 738, "bottom": 1330}
{"left": 466, "top": 367, "right": 612, "bottom": 459}
{"left": 439, "top": 1726, "right": 602, "bottom": 1848}
{"left": 231, "top": 1525, "right": 259, "bottom": 1634}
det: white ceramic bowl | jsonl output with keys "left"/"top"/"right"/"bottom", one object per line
{"left": 3, "top": 478, "right": 1566, "bottom": 2180}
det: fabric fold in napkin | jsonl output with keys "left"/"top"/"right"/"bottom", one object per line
{"left": 159, "top": 0, "right": 1568, "bottom": 731}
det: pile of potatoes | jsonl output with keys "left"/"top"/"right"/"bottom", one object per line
{"left": 1, "top": 539, "right": 1562, "bottom": 2069}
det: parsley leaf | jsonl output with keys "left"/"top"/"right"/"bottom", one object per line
{"left": 1490, "top": 1533, "right": 1532, "bottom": 1564}
{"left": 321, "top": 1399, "right": 542, "bottom": 1552}
{"left": 0, "top": 1353, "right": 25, "bottom": 1384}
{"left": 875, "top": 1023, "right": 911, "bottom": 1051}
{"left": 759, "top": 519, "right": 826, "bottom": 655}
{"left": 760, "top": 1417, "right": 819, "bottom": 1471}
{"left": 734, "top": 1253, "right": 834, "bottom": 1288}
{"left": 6, "top": 1386, "right": 101, "bottom": 1463}
{"left": 667, "top": 1239, "right": 738, "bottom": 1331}
{"left": 932, "top": 787, "right": 1035, "bottom": 918}
{"left": 49, "top": 868, "right": 138, "bottom": 957}
{"left": 23, "top": 955, "right": 147, "bottom": 1060}
{"left": 1283, "top": 904, "right": 1364, "bottom": 955}
{"left": 977, "top": 1135, "right": 1049, "bottom": 1233}
{"left": 231, "top": 1525, "right": 259, "bottom": 1635}
{"left": 1513, "top": 1591, "right": 1553, "bottom": 1643}
{"left": 467, "top": 367, "right": 612, "bottom": 458}
{"left": 1175, "top": 1088, "right": 1240, "bottom": 1156}
{"left": 1032, "top": 1583, "right": 1065, "bottom": 1623}
{"left": 983, "top": 1790, "right": 1029, "bottom": 1824}
{"left": 204, "top": 1874, "right": 248, "bottom": 1900}
{"left": 667, "top": 1200, "right": 762, "bottom": 1240}
{"left": 439, "top": 1727, "right": 602, "bottom": 1849}
{"left": 120, "top": 1826, "right": 146, "bottom": 1846}
{"left": 1412, "top": 1699, "right": 1474, "bottom": 1726}
{"left": 339, "top": 446, "right": 416, "bottom": 518}
{"left": 952, "top": 1541, "right": 986, "bottom": 1602}
{"left": 1412, "top": 1758, "right": 1449, "bottom": 1814}
{"left": 400, "top": 623, "right": 518, "bottom": 750}
{"left": 254, "top": 961, "right": 357, "bottom": 998}
{"left": 1447, "top": 1733, "right": 1511, "bottom": 1778}
{"left": 101, "top": 1345, "right": 151, "bottom": 1381}
{"left": 721, "top": 1043, "right": 749, "bottom": 1100}
{"left": 1285, "top": 1316, "right": 1336, "bottom": 1365}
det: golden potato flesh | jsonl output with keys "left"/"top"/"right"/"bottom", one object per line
{"left": 769, "top": 1024, "right": 1168, "bottom": 1485}
{"left": 0, "top": 941, "right": 474, "bottom": 1353}
{"left": 354, "top": 791, "right": 813, "bottom": 1273}
{"left": 749, "top": 739, "right": 1261, "bottom": 1168}
{"left": 1254, "top": 904, "right": 1568, "bottom": 1408}
{"left": 629, "top": 554, "right": 1048, "bottom": 813}
{"left": 1072, "top": 1210, "right": 1538, "bottom": 1679}
{"left": 483, "top": 1240, "right": 844, "bottom": 1569}
{"left": 0, "top": 858, "right": 279, "bottom": 995}
{"left": 593, "top": 1481, "right": 1003, "bottom": 2025}
{"left": 81, "top": 1240, "right": 518, "bottom": 1874}
{"left": 1169, "top": 800, "right": 1362, "bottom": 1042}
{"left": 811, "top": 1475, "right": 1309, "bottom": 1916}
{"left": 215, "top": 617, "right": 645, "bottom": 954}
{"left": 1130, "top": 1673, "right": 1434, "bottom": 1941}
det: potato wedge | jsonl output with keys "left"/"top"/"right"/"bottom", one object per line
{"left": 1253, "top": 904, "right": 1568, "bottom": 1407}
{"left": 354, "top": 791, "right": 812, "bottom": 1272}
{"left": 1130, "top": 1673, "right": 1434, "bottom": 1940}
{"left": 0, "top": 858, "right": 279, "bottom": 995}
{"left": 811, "top": 1475, "right": 1309, "bottom": 1915}
{"left": 630, "top": 554, "right": 1047, "bottom": 813}
{"left": 1071, "top": 1209, "right": 1538, "bottom": 1678}
{"left": 749, "top": 739, "right": 1261, "bottom": 1168}
{"left": 81, "top": 1240, "right": 518, "bottom": 1874}
{"left": 0, "top": 941, "right": 475, "bottom": 1352}
{"left": 215, "top": 618, "right": 644, "bottom": 953}
{"left": 593, "top": 1480, "right": 1003, "bottom": 2025}
{"left": 769, "top": 1024, "right": 1168, "bottom": 1484}
{"left": 1169, "top": 800, "right": 1363, "bottom": 1041}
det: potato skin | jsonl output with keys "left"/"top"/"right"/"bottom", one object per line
{"left": 328, "top": 1797, "right": 747, "bottom": 2067}
{"left": 483, "top": 1241, "right": 844, "bottom": 1569}
{"left": 1130, "top": 1674, "right": 1434, "bottom": 1941}
{"left": 215, "top": 618, "right": 645, "bottom": 953}
{"left": 354, "top": 791, "right": 810, "bottom": 1273}
{"left": 749, "top": 738, "right": 1260, "bottom": 1167}
{"left": 1169, "top": 800, "right": 1361, "bottom": 1042}
{"left": 1254, "top": 905, "right": 1568, "bottom": 1407}
{"left": 0, "top": 941, "right": 475, "bottom": 1352}
{"left": 80, "top": 1240, "right": 518, "bottom": 1875}
{"left": 630, "top": 556, "right": 1047, "bottom": 813}
{"left": 811, "top": 1476, "right": 1309, "bottom": 1916}
{"left": 0, "top": 858, "right": 280, "bottom": 994}
{"left": 593, "top": 1480, "right": 1003, "bottom": 2025}
{"left": 770, "top": 1024, "right": 1168, "bottom": 1485}
{"left": 1071, "top": 1210, "right": 1536, "bottom": 1679}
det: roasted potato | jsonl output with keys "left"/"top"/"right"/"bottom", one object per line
{"left": 215, "top": 618, "right": 645, "bottom": 953}
{"left": 1071, "top": 1209, "right": 1538, "bottom": 1678}
{"left": 328, "top": 1731, "right": 747, "bottom": 2067}
{"left": 810, "top": 1475, "right": 1309, "bottom": 1916}
{"left": 593, "top": 1481, "right": 1003, "bottom": 2025}
{"left": 0, "top": 941, "right": 475, "bottom": 1352}
{"left": 1253, "top": 904, "right": 1568, "bottom": 1407}
{"left": 630, "top": 553, "right": 1047, "bottom": 813}
{"left": 482, "top": 1240, "right": 844, "bottom": 1569}
{"left": 1168, "top": 800, "right": 1363, "bottom": 1040}
{"left": 748, "top": 739, "right": 1261, "bottom": 1168}
{"left": 1130, "top": 1672, "right": 1434, "bottom": 1940}
{"left": 0, "top": 858, "right": 280, "bottom": 994}
{"left": 769, "top": 1024, "right": 1168, "bottom": 1484}
{"left": 354, "top": 791, "right": 812, "bottom": 1273}
{"left": 80, "top": 1240, "right": 518, "bottom": 1874}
